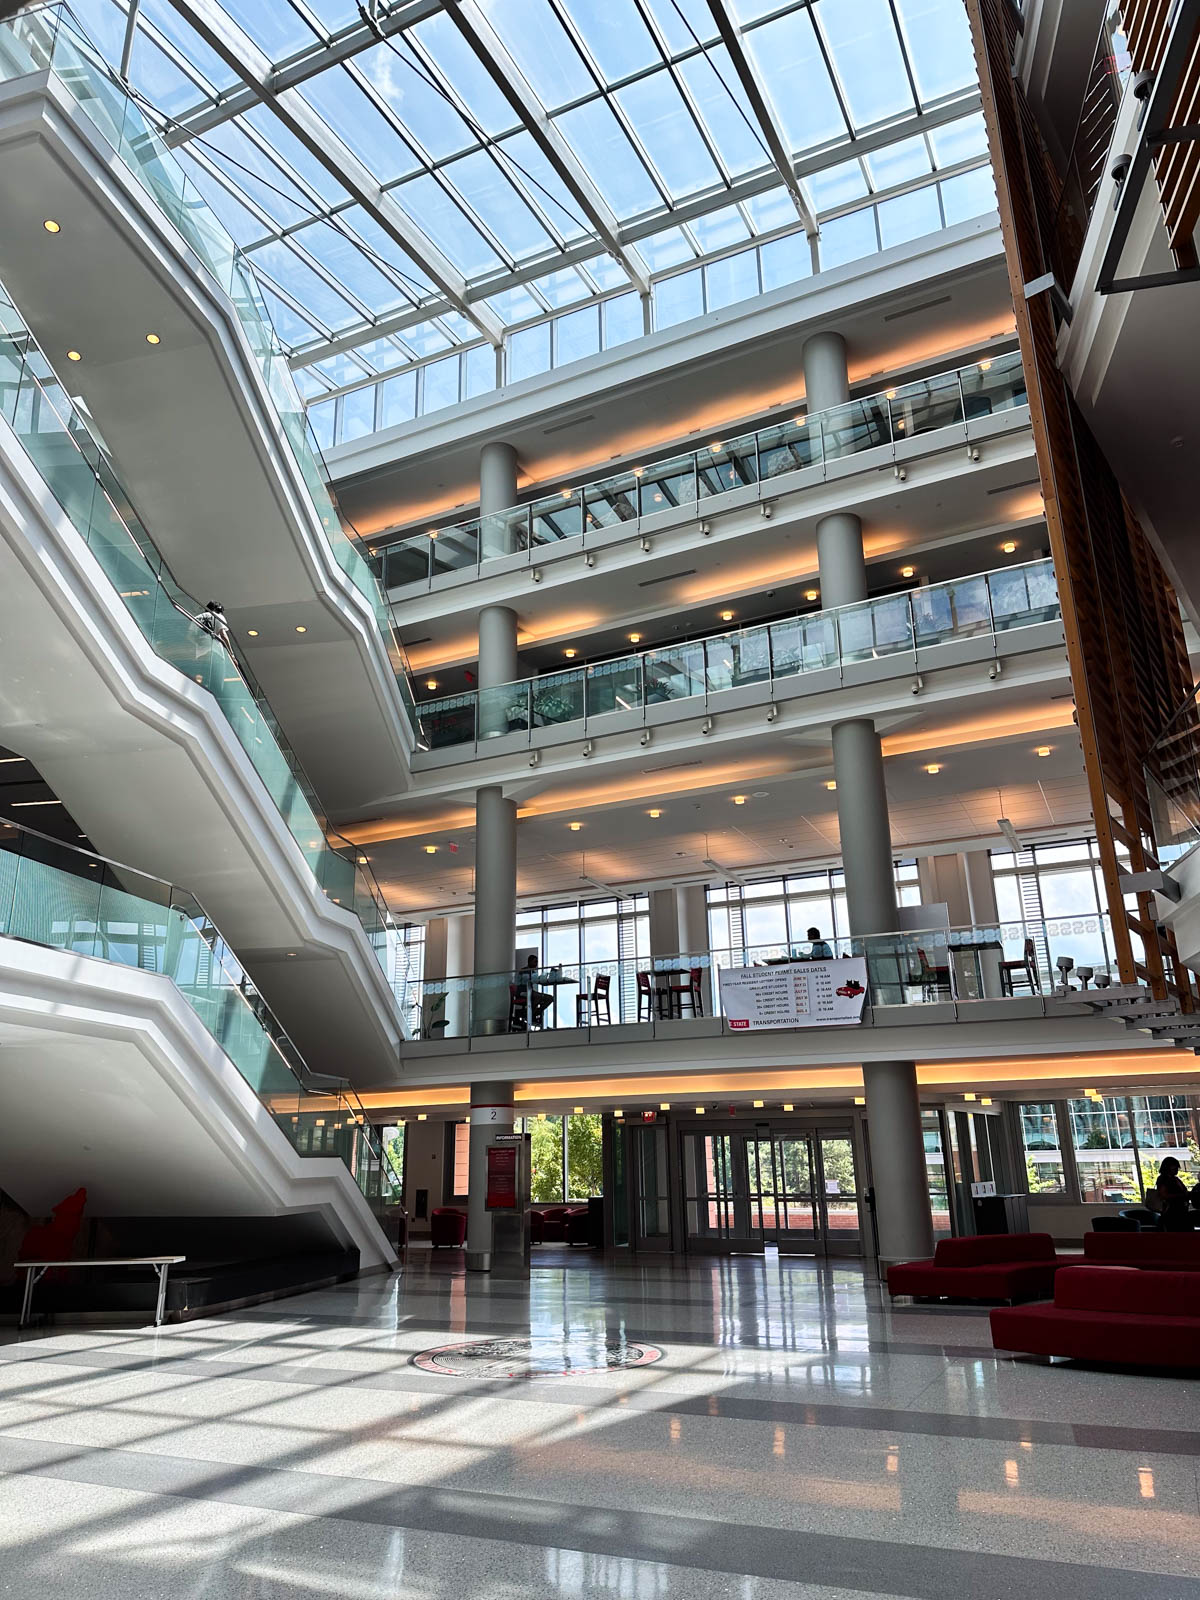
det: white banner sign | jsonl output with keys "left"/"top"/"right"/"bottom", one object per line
{"left": 718, "top": 959, "right": 869, "bottom": 1031}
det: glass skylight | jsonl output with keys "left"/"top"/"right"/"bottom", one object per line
{"left": 59, "top": 0, "right": 988, "bottom": 395}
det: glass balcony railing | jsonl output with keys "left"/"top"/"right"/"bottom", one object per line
{"left": 0, "top": 4, "right": 412, "bottom": 705}
{"left": 409, "top": 915, "right": 1118, "bottom": 1042}
{"left": 415, "top": 558, "right": 1060, "bottom": 750}
{"left": 1146, "top": 679, "right": 1200, "bottom": 867}
{"left": 0, "top": 817, "right": 402, "bottom": 1224}
{"left": 374, "top": 351, "right": 1030, "bottom": 590}
{"left": 0, "top": 279, "right": 398, "bottom": 976}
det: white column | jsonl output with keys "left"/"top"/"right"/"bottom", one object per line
{"left": 675, "top": 882, "right": 712, "bottom": 1015}
{"left": 480, "top": 440, "right": 518, "bottom": 558}
{"left": 445, "top": 911, "right": 474, "bottom": 1038}
{"left": 466, "top": 1078, "right": 515, "bottom": 1272}
{"left": 472, "top": 786, "right": 517, "bottom": 1033}
{"left": 965, "top": 848, "right": 1000, "bottom": 924}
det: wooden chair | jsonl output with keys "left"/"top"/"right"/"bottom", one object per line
{"left": 999, "top": 937, "right": 1041, "bottom": 996}
{"left": 666, "top": 966, "right": 704, "bottom": 1017}
{"left": 636, "top": 970, "right": 666, "bottom": 1021}
{"left": 507, "top": 983, "right": 528, "bottom": 1032}
{"left": 576, "top": 973, "right": 612, "bottom": 1026}
{"left": 915, "top": 947, "right": 952, "bottom": 1002}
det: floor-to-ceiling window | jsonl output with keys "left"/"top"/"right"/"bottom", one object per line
{"left": 707, "top": 862, "right": 921, "bottom": 962}
{"left": 516, "top": 892, "right": 649, "bottom": 1022}
{"left": 1017, "top": 1094, "right": 1200, "bottom": 1204}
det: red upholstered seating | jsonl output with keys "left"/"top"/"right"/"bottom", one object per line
{"left": 992, "top": 1266, "right": 1200, "bottom": 1367}
{"left": 888, "top": 1232, "right": 1065, "bottom": 1302}
{"left": 1082, "top": 1230, "right": 1200, "bottom": 1271}
{"left": 430, "top": 1207, "right": 467, "bottom": 1248}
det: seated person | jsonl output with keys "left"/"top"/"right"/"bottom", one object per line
{"left": 1155, "top": 1157, "right": 1196, "bottom": 1232}
{"left": 805, "top": 926, "right": 833, "bottom": 960}
{"left": 520, "top": 954, "right": 554, "bottom": 1027}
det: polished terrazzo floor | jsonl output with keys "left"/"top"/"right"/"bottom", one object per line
{"left": 0, "top": 1249, "right": 1198, "bottom": 1599}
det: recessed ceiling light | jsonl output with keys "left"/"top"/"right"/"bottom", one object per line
{"left": 66, "top": 350, "right": 81, "bottom": 362}
{"left": 573, "top": 1105, "right": 584, "bottom": 1113}
{"left": 647, "top": 808, "right": 663, "bottom": 818}
{"left": 659, "top": 1102, "right": 670, "bottom": 1110}
{"left": 732, "top": 794, "right": 746, "bottom": 804}
{"left": 43, "top": 219, "right": 61, "bottom": 233}
{"left": 1035, "top": 745, "right": 1051, "bottom": 757}
{"left": 695, "top": 1106, "right": 705, "bottom": 1114}
{"left": 614, "top": 1108, "right": 623, "bottom": 1116}
{"left": 1001, "top": 540, "right": 1017, "bottom": 554}
{"left": 537, "top": 1112, "right": 547, "bottom": 1120}
{"left": 568, "top": 821, "right": 583, "bottom": 831}
{"left": 628, "top": 632, "right": 642, "bottom": 644}
{"left": 925, "top": 763, "right": 942, "bottom": 774}
{"left": 900, "top": 565, "right": 915, "bottom": 578}
{"left": 720, "top": 609, "right": 734, "bottom": 622}
{"left": 417, "top": 1113, "right": 427, "bottom": 1121}
{"left": 423, "top": 844, "right": 437, "bottom": 854}
{"left": 286, "top": 952, "right": 297, "bottom": 958}
{"left": 980, "top": 1097, "right": 993, "bottom": 1106}
{"left": 964, "top": 1092, "right": 976, "bottom": 1102}
{"left": 357, "top": 855, "right": 369, "bottom": 865}
{"left": 824, "top": 780, "right": 837, "bottom": 791}
{"left": 145, "top": 333, "right": 161, "bottom": 345}
{"left": 295, "top": 624, "right": 307, "bottom": 633}
{"left": 783, "top": 1104, "right": 794, "bottom": 1112}
{"left": 425, "top": 679, "right": 438, "bottom": 690}
{"left": 752, "top": 1100, "right": 764, "bottom": 1108}
{"left": 805, "top": 589, "right": 818, "bottom": 601}
{"left": 564, "top": 648, "right": 577, "bottom": 659}
{"left": 246, "top": 628, "right": 259, "bottom": 637}
{"left": 854, "top": 1096, "right": 866, "bottom": 1106}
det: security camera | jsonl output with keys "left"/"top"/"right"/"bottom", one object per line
{"left": 988, "top": 660, "right": 1002, "bottom": 680}
{"left": 895, "top": 466, "right": 907, "bottom": 482}
{"left": 911, "top": 674, "right": 924, "bottom": 695}
{"left": 1111, "top": 152, "right": 1132, "bottom": 186}
{"left": 639, "top": 730, "right": 651, "bottom": 746}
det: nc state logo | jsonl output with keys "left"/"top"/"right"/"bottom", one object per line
{"left": 729, "top": 1018, "right": 750, "bottom": 1029}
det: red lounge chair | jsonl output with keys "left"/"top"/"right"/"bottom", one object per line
{"left": 991, "top": 1266, "right": 1200, "bottom": 1367}
{"left": 430, "top": 1207, "right": 466, "bottom": 1248}
{"left": 888, "top": 1232, "right": 1065, "bottom": 1302}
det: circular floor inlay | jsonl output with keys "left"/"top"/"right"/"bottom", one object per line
{"left": 412, "top": 1336, "right": 664, "bottom": 1379}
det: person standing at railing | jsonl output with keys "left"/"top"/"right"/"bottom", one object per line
{"left": 197, "top": 600, "right": 233, "bottom": 653}
{"left": 805, "top": 927, "right": 833, "bottom": 960}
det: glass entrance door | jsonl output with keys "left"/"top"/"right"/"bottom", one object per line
{"left": 631, "top": 1123, "right": 673, "bottom": 1251}
{"left": 681, "top": 1125, "right": 863, "bottom": 1257}
{"left": 680, "top": 1130, "right": 763, "bottom": 1253}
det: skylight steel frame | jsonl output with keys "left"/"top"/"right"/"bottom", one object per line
{"left": 119, "top": 0, "right": 988, "bottom": 371}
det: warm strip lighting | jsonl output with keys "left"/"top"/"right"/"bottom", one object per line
{"left": 43, "top": 219, "right": 61, "bottom": 233}
{"left": 11, "top": 799, "right": 62, "bottom": 807}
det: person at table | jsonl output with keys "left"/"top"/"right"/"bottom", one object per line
{"left": 520, "top": 953, "right": 555, "bottom": 1027}
{"left": 1155, "top": 1157, "right": 1196, "bottom": 1231}
{"left": 805, "top": 926, "right": 833, "bottom": 960}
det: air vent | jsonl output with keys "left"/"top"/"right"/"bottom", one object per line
{"left": 884, "top": 294, "right": 952, "bottom": 321}
{"left": 642, "top": 759, "right": 703, "bottom": 774}
{"left": 987, "top": 478, "right": 1042, "bottom": 495}
{"left": 543, "top": 412, "right": 596, "bottom": 436}
{"left": 638, "top": 568, "right": 697, "bottom": 587}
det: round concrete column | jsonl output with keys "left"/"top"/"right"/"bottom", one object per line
{"left": 862, "top": 1061, "right": 934, "bottom": 1264}
{"left": 815, "top": 511, "right": 868, "bottom": 610}
{"left": 802, "top": 330, "right": 851, "bottom": 413}
{"left": 466, "top": 1078, "right": 516, "bottom": 1271}
{"left": 444, "top": 911, "right": 474, "bottom": 1038}
{"left": 831, "top": 718, "right": 899, "bottom": 938}
{"left": 472, "top": 784, "right": 517, "bottom": 1032}
{"left": 480, "top": 440, "right": 519, "bottom": 559}
{"left": 478, "top": 604, "right": 519, "bottom": 739}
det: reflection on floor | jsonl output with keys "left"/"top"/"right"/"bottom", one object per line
{"left": 0, "top": 1250, "right": 1198, "bottom": 1599}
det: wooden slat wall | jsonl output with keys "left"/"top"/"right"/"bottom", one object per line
{"left": 966, "top": 0, "right": 1196, "bottom": 1004}
{"left": 1123, "top": 0, "right": 1200, "bottom": 267}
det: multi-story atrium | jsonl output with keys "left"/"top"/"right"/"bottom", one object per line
{"left": 1, "top": 0, "right": 1199, "bottom": 1595}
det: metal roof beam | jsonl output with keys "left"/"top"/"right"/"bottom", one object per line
{"left": 442, "top": 0, "right": 650, "bottom": 293}
{"left": 164, "top": 0, "right": 440, "bottom": 143}
{"left": 703, "top": 0, "right": 819, "bottom": 237}
{"left": 162, "top": 0, "right": 504, "bottom": 345}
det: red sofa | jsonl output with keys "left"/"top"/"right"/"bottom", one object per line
{"left": 888, "top": 1232, "right": 1066, "bottom": 1302}
{"left": 1082, "top": 1230, "right": 1200, "bottom": 1271}
{"left": 531, "top": 1205, "right": 588, "bottom": 1244}
{"left": 992, "top": 1266, "right": 1200, "bottom": 1367}
{"left": 430, "top": 1207, "right": 466, "bottom": 1248}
